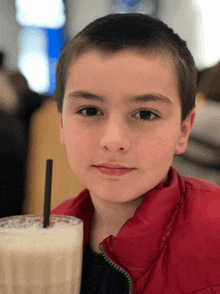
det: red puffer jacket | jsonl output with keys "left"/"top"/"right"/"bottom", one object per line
{"left": 51, "top": 167, "right": 220, "bottom": 294}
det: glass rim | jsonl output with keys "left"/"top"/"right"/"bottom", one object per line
{"left": 0, "top": 214, "right": 83, "bottom": 227}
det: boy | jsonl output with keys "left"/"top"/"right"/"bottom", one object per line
{"left": 51, "top": 13, "right": 220, "bottom": 294}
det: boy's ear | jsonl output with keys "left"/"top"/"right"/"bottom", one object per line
{"left": 56, "top": 107, "right": 66, "bottom": 146}
{"left": 174, "top": 107, "right": 196, "bottom": 155}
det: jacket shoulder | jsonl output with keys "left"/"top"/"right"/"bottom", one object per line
{"left": 183, "top": 176, "right": 220, "bottom": 194}
{"left": 167, "top": 176, "right": 220, "bottom": 288}
{"left": 182, "top": 176, "right": 220, "bottom": 228}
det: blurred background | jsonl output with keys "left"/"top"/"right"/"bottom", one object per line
{"left": 0, "top": 0, "right": 219, "bottom": 217}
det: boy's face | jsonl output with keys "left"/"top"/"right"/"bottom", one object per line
{"left": 57, "top": 49, "right": 195, "bottom": 203}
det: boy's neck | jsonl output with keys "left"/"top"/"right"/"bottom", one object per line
{"left": 90, "top": 193, "right": 145, "bottom": 237}
{"left": 89, "top": 174, "right": 169, "bottom": 236}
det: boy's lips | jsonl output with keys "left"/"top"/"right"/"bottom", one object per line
{"left": 95, "top": 163, "right": 134, "bottom": 169}
{"left": 94, "top": 164, "right": 136, "bottom": 176}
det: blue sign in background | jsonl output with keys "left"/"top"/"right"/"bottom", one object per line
{"left": 119, "top": 0, "right": 143, "bottom": 7}
{"left": 46, "top": 27, "right": 65, "bottom": 96}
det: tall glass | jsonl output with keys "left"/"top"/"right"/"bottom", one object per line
{"left": 0, "top": 214, "right": 83, "bottom": 294}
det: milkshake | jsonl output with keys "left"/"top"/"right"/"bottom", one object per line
{"left": 0, "top": 215, "right": 83, "bottom": 294}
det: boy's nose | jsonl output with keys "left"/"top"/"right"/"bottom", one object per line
{"left": 99, "top": 121, "right": 130, "bottom": 153}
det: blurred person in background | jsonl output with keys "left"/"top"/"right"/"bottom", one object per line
{"left": 0, "top": 51, "right": 26, "bottom": 217}
{"left": 198, "top": 60, "right": 220, "bottom": 103}
{"left": 0, "top": 52, "right": 19, "bottom": 115}
{"left": 172, "top": 61, "right": 220, "bottom": 184}
{"left": 7, "top": 70, "right": 45, "bottom": 157}
{"left": 0, "top": 51, "right": 47, "bottom": 217}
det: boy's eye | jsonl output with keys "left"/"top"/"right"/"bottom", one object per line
{"left": 76, "top": 107, "right": 159, "bottom": 121}
{"left": 133, "top": 110, "right": 158, "bottom": 120}
{"left": 77, "top": 107, "right": 101, "bottom": 117}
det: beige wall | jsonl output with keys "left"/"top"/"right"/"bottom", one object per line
{"left": 24, "top": 99, "right": 85, "bottom": 215}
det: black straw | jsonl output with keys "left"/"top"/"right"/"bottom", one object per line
{"left": 43, "top": 159, "right": 53, "bottom": 228}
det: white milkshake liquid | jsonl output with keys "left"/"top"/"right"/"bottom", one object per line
{"left": 0, "top": 215, "right": 83, "bottom": 294}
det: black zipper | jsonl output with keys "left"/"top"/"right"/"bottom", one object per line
{"left": 99, "top": 244, "right": 133, "bottom": 294}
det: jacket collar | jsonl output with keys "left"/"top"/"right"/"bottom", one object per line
{"left": 101, "top": 167, "right": 185, "bottom": 280}
{"left": 60, "top": 167, "right": 185, "bottom": 280}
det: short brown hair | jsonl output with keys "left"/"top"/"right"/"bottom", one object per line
{"left": 54, "top": 13, "right": 197, "bottom": 123}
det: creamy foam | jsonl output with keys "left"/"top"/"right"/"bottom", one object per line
{"left": 0, "top": 224, "right": 81, "bottom": 249}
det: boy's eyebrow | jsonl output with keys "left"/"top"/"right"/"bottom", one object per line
{"left": 67, "top": 90, "right": 173, "bottom": 106}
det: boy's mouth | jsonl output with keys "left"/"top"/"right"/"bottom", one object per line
{"left": 94, "top": 165, "right": 135, "bottom": 176}
{"left": 96, "top": 163, "right": 134, "bottom": 169}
